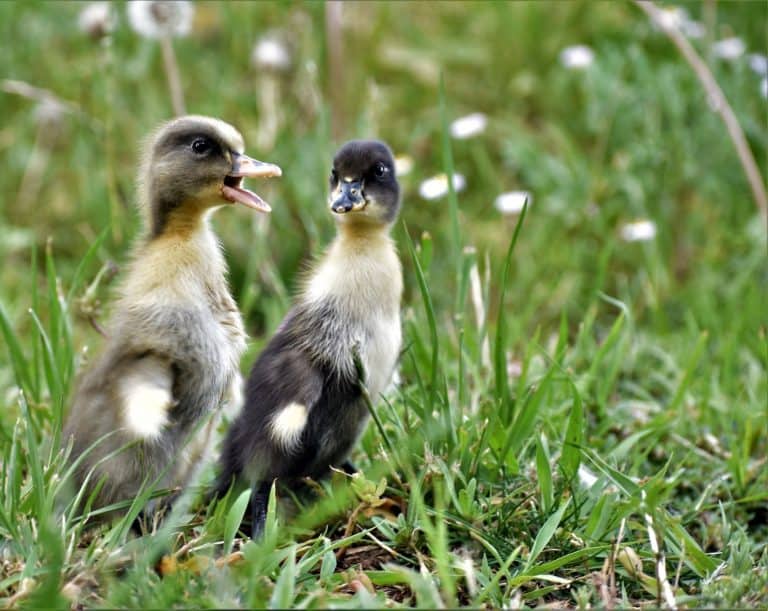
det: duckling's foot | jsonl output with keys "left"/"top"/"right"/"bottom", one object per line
{"left": 340, "top": 460, "right": 358, "bottom": 475}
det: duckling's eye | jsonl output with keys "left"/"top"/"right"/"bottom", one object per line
{"left": 191, "top": 138, "right": 213, "bottom": 155}
{"left": 373, "top": 162, "right": 388, "bottom": 178}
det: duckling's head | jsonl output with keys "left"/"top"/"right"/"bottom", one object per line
{"left": 328, "top": 140, "right": 400, "bottom": 227}
{"left": 139, "top": 115, "right": 281, "bottom": 238}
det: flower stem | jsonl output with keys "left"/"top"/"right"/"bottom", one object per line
{"left": 161, "top": 35, "right": 186, "bottom": 116}
{"left": 635, "top": 0, "right": 767, "bottom": 221}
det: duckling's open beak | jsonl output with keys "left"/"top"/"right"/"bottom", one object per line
{"left": 221, "top": 153, "right": 282, "bottom": 213}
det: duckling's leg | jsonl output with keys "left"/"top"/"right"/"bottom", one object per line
{"left": 131, "top": 490, "right": 178, "bottom": 535}
{"left": 250, "top": 481, "right": 272, "bottom": 538}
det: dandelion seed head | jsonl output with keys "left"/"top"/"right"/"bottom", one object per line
{"left": 620, "top": 219, "right": 657, "bottom": 242}
{"left": 251, "top": 35, "right": 291, "bottom": 72}
{"left": 78, "top": 2, "right": 115, "bottom": 39}
{"left": 494, "top": 191, "right": 531, "bottom": 215}
{"left": 127, "top": 0, "right": 194, "bottom": 40}
{"left": 394, "top": 154, "right": 413, "bottom": 177}
{"left": 559, "top": 44, "right": 595, "bottom": 70}
{"left": 418, "top": 173, "right": 465, "bottom": 200}
{"left": 711, "top": 37, "right": 746, "bottom": 61}
{"left": 449, "top": 112, "right": 487, "bottom": 139}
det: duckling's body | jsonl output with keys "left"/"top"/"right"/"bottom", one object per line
{"left": 215, "top": 140, "right": 402, "bottom": 535}
{"left": 64, "top": 116, "right": 281, "bottom": 517}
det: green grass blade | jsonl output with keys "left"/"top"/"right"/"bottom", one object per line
{"left": 66, "top": 228, "right": 109, "bottom": 304}
{"left": 560, "top": 380, "right": 584, "bottom": 481}
{"left": 28, "top": 308, "right": 63, "bottom": 402}
{"left": 269, "top": 545, "right": 297, "bottom": 608}
{"left": 0, "top": 302, "right": 33, "bottom": 394}
{"left": 535, "top": 434, "right": 553, "bottom": 514}
{"left": 403, "top": 221, "right": 440, "bottom": 407}
{"left": 438, "top": 73, "right": 461, "bottom": 268}
{"left": 523, "top": 498, "right": 570, "bottom": 573}
{"left": 494, "top": 200, "right": 528, "bottom": 420}
{"left": 668, "top": 331, "right": 708, "bottom": 416}
{"left": 223, "top": 488, "right": 251, "bottom": 554}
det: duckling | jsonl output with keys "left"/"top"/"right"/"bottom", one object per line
{"left": 214, "top": 140, "right": 402, "bottom": 536}
{"left": 63, "top": 115, "right": 281, "bottom": 520}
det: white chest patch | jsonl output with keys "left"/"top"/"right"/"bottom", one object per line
{"left": 361, "top": 313, "right": 402, "bottom": 399}
{"left": 303, "top": 230, "right": 402, "bottom": 398}
{"left": 269, "top": 402, "right": 308, "bottom": 450}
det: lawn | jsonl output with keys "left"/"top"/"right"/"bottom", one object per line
{"left": 0, "top": 0, "right": 766, "bottom": 607}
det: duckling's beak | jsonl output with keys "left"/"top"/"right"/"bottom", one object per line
{"left": 331, "top": 180, "right": 366, "bottom": 214}
{"left": 221, "top": 153, "right": 282, "bottom": 213}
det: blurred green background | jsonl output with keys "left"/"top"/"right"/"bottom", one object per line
{"left": 0, "top": 1, "right": 766, "bottom": 607}
{"left": 1, "top": 1, "right": 764, "bottom": 336}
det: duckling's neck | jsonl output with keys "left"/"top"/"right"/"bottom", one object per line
{"left": 336, "top": 219, "right": 392, "bottom": 244}
{"left": 303, "top": 221, "right": 401, "bottom": 309}
{"left": 151, "top": 204, "right": 211, "bottom": 240}
{"left": 120, "top": 215, "right": 228, "bottom": 307}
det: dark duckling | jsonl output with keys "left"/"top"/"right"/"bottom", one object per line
{"left": 215, "top": 140, "right": 402, "bottom": 536}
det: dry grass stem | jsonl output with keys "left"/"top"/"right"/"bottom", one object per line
{"left": 325, "top": 1, "right": 345, "bottom": 139}
{"left": 161, "top": 36, "right": 186, "bottom": 116}
{"left": 635, "top": 0, "right": 768, "bottom": 222}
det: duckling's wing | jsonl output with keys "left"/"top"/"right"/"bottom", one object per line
{"left": 247, "top": 339, "right": 324, "bottom": 414}
{"left": 215, "top": 339, "right": 325, "bottom": 488}
{"left": 117, "top": 352, "right": 175, "bottom": 440}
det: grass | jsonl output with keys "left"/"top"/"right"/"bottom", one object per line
{"left": 1, "top": 0, "right": 767, "bottom": 607}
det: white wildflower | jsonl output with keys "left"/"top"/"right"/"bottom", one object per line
{"left": 711, "top": 37, "right": 746, "bottom": 61}
{"left": 748, "top": 53, "right": 768, "bottom": 76}
{"left": 127, "top": 0, "right": 193, "bottom": 39}
{"left": 680, "top": 19, "right": 705, "bottom": 39}
{"left": 507, "top": 359, "right": 523, "bottom": 379}
{"left": 620, "top": 219, "right": 657, "bottom": 242}
{"left": 655, "top": 6, "right": 687, "bottom": 30}
{"left": 251, "top": 35, "right": 291, "bottom": 72}
{"left": 34, "top": 98, "right": 67, "bottom": 128}
{"left": 653, "top": 6, "right": 704, "bottom": 38}
{"left": 578, "top": 465, "right": 598, "bottom": 489}
{"left": 78, "top": 2, "right": 115, "bottom": 39}
{"left": 559, "top": 45, "right": 594, "bottom": 70}
{"left": 449, "top": 112, "right": 487, "bottom": 139}
{"left": 494, "top": 191, "right": 531, "bottom": 215}
{"left": 418, "top": 173, "right": 465, "bottom": 200}
{"left": 394, "top": 154, "right": 413, "bottom": 177}
{"left": 761, "top": 78, "right": 767, "bottom": 100}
